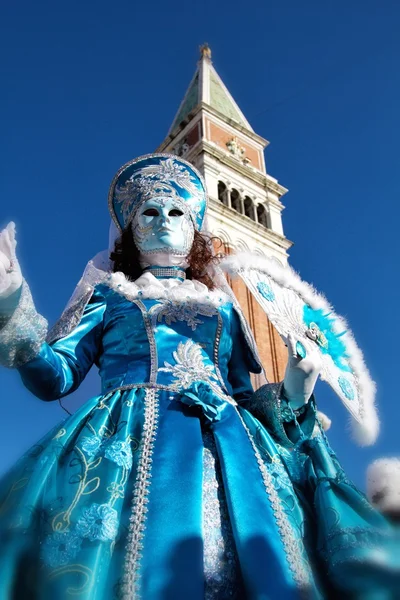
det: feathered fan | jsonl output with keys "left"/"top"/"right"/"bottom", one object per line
{"left": 220, "top": 253, "right": 378, "bottom": 445}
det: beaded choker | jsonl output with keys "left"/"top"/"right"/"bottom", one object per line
{"left": 144, "top": 266, "right": 186, "bottom": 281}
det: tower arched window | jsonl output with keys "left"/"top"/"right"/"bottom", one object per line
{"left": 217, "top": 181, "right": 228, "bottom": 206}
{"left": 244, "top": 196, "right": 255, "bottom": 221}
{"left": 257, "top": 204, "right": 269, "bottom": 228}
{"left": 230, "top": 189, "right": 242, "bottom": 214}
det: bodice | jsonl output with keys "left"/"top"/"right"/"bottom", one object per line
{"left": 96, "top": 283, "right": 252, "bottom": 398}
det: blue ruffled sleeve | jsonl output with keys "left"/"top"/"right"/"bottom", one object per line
{"left": 0, "top": 284, "right": 106, "bottom": 401}
{"left": 246, "top": 383, "right": 317, "bottom": 447}
{"left": 228, "top": 310, "right": 316, "bottom": 447}
{"left": 0, "top": 281, "right": 48, "bottom": 368}
{"left": 227, "top": 307, "right": 316, "bottom": 445}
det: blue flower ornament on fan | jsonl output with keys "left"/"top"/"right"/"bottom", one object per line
{"left": 220, "top": 254, "right": 378, "bottom": 445}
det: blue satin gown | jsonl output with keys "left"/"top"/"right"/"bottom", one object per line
{"left": 0, "top": 278, "right": 398, "bottom": 599}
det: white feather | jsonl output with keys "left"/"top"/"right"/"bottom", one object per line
{"left": 220, "top": 252, "right": 379, "bottom": 445}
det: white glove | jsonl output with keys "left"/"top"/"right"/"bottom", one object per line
{"left": 0, "top": 222, "right": 23, "bottom": 299}
{"left": 283, "top": 333, "right": 322, "bottom": 409}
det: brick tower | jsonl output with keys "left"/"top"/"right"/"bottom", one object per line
{"left": 157, "top": 45, "right": 291, "bottom": 384}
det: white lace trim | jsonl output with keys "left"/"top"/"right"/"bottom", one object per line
{"left": 0, "top": 280, "right": 48, "bottom": 367}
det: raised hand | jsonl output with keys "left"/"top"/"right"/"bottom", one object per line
{"left": 283, "top": 333, "right": 322, "bottom": 409}
{"left": 0, "top": 222, "right": 23, "bottom": 298}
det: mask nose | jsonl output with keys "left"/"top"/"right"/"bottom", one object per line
{"left": 159, "top": 208, "right": 171, "bottom": 226}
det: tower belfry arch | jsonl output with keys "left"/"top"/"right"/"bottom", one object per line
{"left": 157, "top": 45, "right": 291, "bottom": 383}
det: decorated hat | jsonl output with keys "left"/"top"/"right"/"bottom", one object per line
{"left": 108, "top": 153, "right": 208, "bottom": 232}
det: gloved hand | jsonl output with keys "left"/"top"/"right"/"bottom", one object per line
{"left": 0, "top": 222, "right": 23, "bottom": 299}
{"left": 283, "top": 333, "right": 322, "bottom": 410}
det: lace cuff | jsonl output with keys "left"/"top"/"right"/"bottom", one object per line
{"left": 243, "top": 382, "right": 316, "bottom": 447}
{"left": 0, "top": 280, "right": 48, "bottom": 368}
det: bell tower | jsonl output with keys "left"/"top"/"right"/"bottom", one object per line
{"left": 157, "top": 45, "right": 291, "bottom": 383}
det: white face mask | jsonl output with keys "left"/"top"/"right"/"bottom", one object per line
{"left": 131, "top": 197, "right": 194, "bottom": 260}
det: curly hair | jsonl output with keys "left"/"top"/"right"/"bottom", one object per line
{"left": 110, "top": 227, "right": 224, "bottom": 290}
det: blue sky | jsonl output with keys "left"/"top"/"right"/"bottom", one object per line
{"left": 1, "top": 0, "right": 399, "bottom": 489}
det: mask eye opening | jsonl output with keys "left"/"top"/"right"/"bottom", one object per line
{"left": 142, "top": 208, "right": 159, "bottom": 216}
{"left": 169, "top": 209, "right": 184, "bottom": 217}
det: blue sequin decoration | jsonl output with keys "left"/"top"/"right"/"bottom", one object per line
{"left": 257, "top": 281, "right": 275, "bottom": 302}
{"left": 295, "top": 341, "right": 307, "bottom": 359}
{"left": 303, "top": 305, "right": 351, "bottom": 372}
{"left": 338, "top": 376, "right": 355, "bottom": 401}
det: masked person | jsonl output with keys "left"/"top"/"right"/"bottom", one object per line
{"left": 0, "top": 155, "right": 398, "bottom": 600}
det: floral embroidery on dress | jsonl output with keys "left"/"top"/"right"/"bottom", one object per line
{"left": 160, "top": 339, "right": 219, "bottom": 389}
{"left": 76, "top": 503, "right": 118, "bottom": 542}
{"left": 105, "top": 440, "right": 133, "bottom": 470}
{"left": 149, "top": 299, "right": 218, "bottom": 331}
{"left": 39, "top": 430, "right": 131, "bottom": 569}
{"left": 81, "top": 434, "right": 133, "bottom": 471}
{"left": 159, "top": 340, "right": 237, "bottom": 417}
{"left": 42, "top": 531, "right": 82, "bottom": 568}
{"left": 81, "top": 435, "right": 103, "bottom": 458}
{"left": 266, "top": 458, "right": 293, "bottom": 491}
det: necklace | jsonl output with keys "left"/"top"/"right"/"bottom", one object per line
{"left": 144, "top": 265, "right": 186, "bottom": 281}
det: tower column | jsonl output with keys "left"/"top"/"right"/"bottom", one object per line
{"left": 268, "top": 204, "right": 284, "bottom": 236}
{"left": 252, "top": 197, "right": 258, "bottom": 223}
{"left": 239, "top": 193, "right": 244, "bottom": 216}
{"left": 226, "top": 184, "right": 232, "bottom": 209}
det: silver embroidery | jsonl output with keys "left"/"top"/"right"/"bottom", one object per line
{"left": 235, "top": 408, "right": 311, "bottom": 589}
{"left": 103, "top": 383, "right": 180, "bottom": 394}
{"left": 149, "top": 299, "right": 218, "bottom": 331}
{"left": 131, "top": 300, "right": 158, "bottom": 384}
{"left": 213, "top": 313, "right": 228, "bottom": 394}
{"left": 160, "top": 339, "right": 219, "bottom": 388}
{"left": 159, "top": 340, "right": 237, "bottom": 405}
{"left": 47, "top": 287, "right": 94, "bottom": 344}
{"left": 115, "top": 178, "right": 177, "bottom": 221}
{"left": 138, "top": 157, "right": 203, "bottom": 199}
{"left": 0, "top": 280, "right": 48, "bottom": 368}
{"left": 121, "top": 387, "right": 159, "bottom": 600}
{"left": 113, "top": 156, "right": 205, "bottom": 228}
{"left": 46, "top": 258, "right": 109, "bottom": 344}
{"left": 108, "top": 154, "right": 208, "bottom": 234}
{"left": 202, "top": 429, "right": 244, "bottom": 599}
